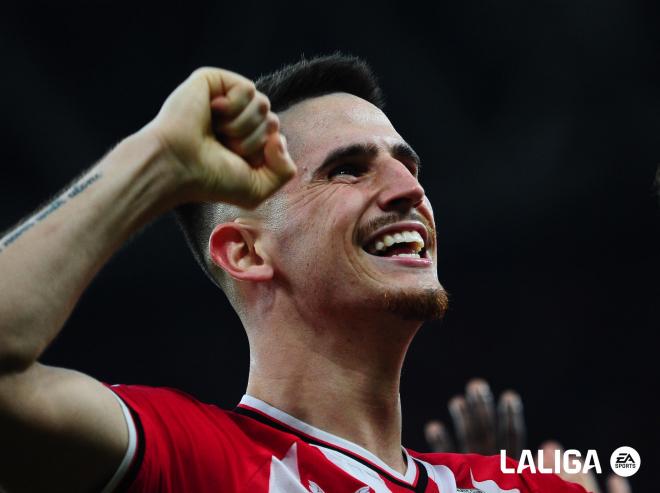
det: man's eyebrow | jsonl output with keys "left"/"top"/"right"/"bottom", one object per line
{"left": 313, "top": 143, "right": 380, "bottom": 178}
{"left": 312, "top": 141, "right": 421, "bottom": 178}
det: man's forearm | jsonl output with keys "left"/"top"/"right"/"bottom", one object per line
{"left": 0, "top": 129, "right": 177, "bottom": 372}
{"left": 0, "top": 66, "right": 294, "bottom": 375}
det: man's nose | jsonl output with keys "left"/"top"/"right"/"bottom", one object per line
{"left": 376, "top": 159, "right": 426, "bottom": 213}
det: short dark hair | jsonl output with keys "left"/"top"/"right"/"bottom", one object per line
{"left": 175, "top": 53, "right": 384, "bottom": 298}
{"left": 255, "top": 53, "right": 384, "bottom": 112}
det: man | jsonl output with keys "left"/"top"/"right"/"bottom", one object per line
{"left": 0, "top": 55, "right": 590, "bottom": 492}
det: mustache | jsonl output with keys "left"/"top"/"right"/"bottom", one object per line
{"left": 356, "top": 212, "right": 435, "bottom": 247}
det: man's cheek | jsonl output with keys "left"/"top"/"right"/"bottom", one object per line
{"left": 286, "top": 184, "right": 343, "bottom": 215}
{"left": 423, "top": 197, "right": 434, "bottom": 216}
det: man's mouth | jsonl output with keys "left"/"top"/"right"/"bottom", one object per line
{"left": 361, "top": 222, "right": 429, "bottom": 259}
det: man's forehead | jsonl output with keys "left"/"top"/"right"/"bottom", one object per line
{"left": 280, "top": 92, "right": 390, "bottom": 129}
{"left": 279, "top": 92, "right": 402, "bottom": 170}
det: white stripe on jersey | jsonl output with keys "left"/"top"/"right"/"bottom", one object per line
{"left": 470, "top": 470, "right": 520, "bottom": 493}
{"left": 101, "top": 387, "right": 138, "bottom": 493}
{"left": 421, "top": 461, "right": 459, "bottom": 492}
{"left": 269, "top": 442, "right": 310, "bottom": 492}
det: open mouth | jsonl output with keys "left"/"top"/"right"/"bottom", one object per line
{"left": 362, "top": 224, "right": 429, "bottom": 259}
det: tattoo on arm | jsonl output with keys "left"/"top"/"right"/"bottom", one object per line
{"left": 0, "top": 172, "right": 102, "bottom": 254}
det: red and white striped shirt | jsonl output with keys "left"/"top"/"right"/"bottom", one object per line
{"left": 103, "top": 385, "right": 588, "bottom": 493}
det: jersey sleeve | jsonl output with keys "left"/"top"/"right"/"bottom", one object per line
{"left": 103, "top": 384, "right": 240, "bottom": 493}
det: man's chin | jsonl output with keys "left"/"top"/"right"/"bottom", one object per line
{"left": 379, "top": 286, "right": 449, "bottom": 321}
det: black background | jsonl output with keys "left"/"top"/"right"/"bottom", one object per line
{"left": 1, "top": 1, "right": 658, "bottom": 490}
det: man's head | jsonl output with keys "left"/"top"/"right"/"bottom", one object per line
{"left": 176, "top": 54, "right": 448, "bottom": 328}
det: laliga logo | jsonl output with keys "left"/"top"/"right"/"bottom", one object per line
{"left": 501, "top": 446, "right": 641, "bottom": 477}
{"left": 501, "top": 449, "right": 602, "bottom": 474}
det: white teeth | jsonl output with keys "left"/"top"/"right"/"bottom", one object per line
{"left": 369, "top": 229, "right": 425, "bottom": 254}
{"left": 409, "top": 230, "right": 424, "bottom": 245}
{"left": 393, "top": 253, "right": 421, "bottom": 258}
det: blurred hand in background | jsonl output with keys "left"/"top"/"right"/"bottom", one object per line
{"left": 424, "top": 378, "right": 632, "bottom": 493}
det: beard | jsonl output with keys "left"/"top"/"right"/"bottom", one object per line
{"left": 380, "top": 285, "right": 449, "bottom": 321}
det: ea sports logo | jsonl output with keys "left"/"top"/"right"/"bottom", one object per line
{"left": 610, "top": 446, "right": 641, "bottom": 477}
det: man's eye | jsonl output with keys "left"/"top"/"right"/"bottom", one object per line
{"left": 328, "top": 163, "right": 367, "bottom": 178}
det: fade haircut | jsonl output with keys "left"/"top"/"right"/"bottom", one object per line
{"left": 174, "top": 53, "right": 384, "bottom": 308}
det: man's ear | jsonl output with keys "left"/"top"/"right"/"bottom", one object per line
{"left": 208, "top": 222, "right": 274, "bottom": 282}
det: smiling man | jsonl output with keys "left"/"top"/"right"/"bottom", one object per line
{"left": 0, "top": 55, "right": 587, "bottom": 493}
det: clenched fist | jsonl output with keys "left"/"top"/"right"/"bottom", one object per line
{"left": 145, "top": 67, "right": 296, "bottom": 208}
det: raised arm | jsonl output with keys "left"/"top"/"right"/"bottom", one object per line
{"left": 0, "top": 67, "right": 295, "bottom": 493}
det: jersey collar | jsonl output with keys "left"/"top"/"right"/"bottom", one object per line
{"left": 237, "top": 394, "right": 418, "bottom": 485}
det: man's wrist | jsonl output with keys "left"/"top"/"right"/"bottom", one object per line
{"left": 99, "top": 127, "right": 193, "bottom": 222}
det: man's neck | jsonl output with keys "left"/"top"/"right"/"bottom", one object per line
{"left": 244, "top": 314, "right": 419, "bottom": 475}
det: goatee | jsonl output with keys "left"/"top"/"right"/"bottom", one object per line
{"left": 381, "top": 286, "right": 449, "bottom": 321}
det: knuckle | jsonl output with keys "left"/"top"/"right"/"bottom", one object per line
{"left": 267, "top": 113, "right": 280, "bottom": 131}
{"left": 257, "top": 95, "right": 271, "bottom": 114}
{"left": 243, "top": 81, "right": 256, "bottom": 98}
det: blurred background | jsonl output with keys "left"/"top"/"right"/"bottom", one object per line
{"left": 1, "top": 1, "right": 657, "bottom": 489}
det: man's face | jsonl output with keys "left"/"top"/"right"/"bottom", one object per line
{"left": 266, "top": 93, "right": 447, "bottom": 323}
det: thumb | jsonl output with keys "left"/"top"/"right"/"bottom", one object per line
{"left": 195, "top": 132, "right": 295, "bottom": 208}
{"left": 224, "top": 133, "right": 296, "bottom": 209}
{"left": 261, "top": 133, "right": 297, "bottom": 187}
